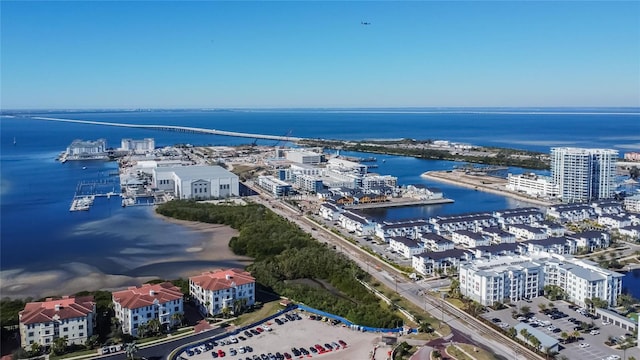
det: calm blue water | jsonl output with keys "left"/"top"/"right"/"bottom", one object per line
{"left": 1, "top": 109, "right": 639, "bottom": 296}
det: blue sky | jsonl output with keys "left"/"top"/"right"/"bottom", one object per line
{"left": 1, "top": 1, "right": 639, "bottom": 109}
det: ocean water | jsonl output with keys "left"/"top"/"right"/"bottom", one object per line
{"left": 1, "top": 109, "right": 639, "bottom": 297}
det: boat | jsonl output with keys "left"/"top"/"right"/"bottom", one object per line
{"left": 13, "top": 137, "right": 16, "bottom": 146}
{"left": 69, "top": 195, "right": 94, "bottom": 211}
{"left": 82, "top": 166, "right": 87, "bottom": 170}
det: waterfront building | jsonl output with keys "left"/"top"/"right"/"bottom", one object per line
{"left": 293, "top": 174, "right": 324, "bottom": 193}
{"left": 506, "top": 173, "right": 558, "bottom": 198}
{"left": 546, "top": 203, "right": 597, "bottom": 223}
{"left": 121, "top": 138, "right": 155, "bottom": 153}
{"left": 451, "top": 230, "right": 491, "bottom": 248}
{"left": 65, "top": 139, "right": 107, "bottom": 159}
{"left": 189, "top": 269, "right": 256, "bottom": 317}
{"left": 404, "top": 185, "right": 443, "bottom": 200}
{"left": 289, "top": 163, "right": 321, "bottom": 176}
{"left": 389, "top": 236, "right": 425, "bottom": 259}
{"left": 412, "top": 249, "right": 473, "bottom": 276}
{"left": 459, "top": 255, "right": 543, "bottom": 305}
{"left": 326, "top": 158, "right": 368, "bottom": 176}
{"left": 624, "top": 194, "right": 640, "bottom": 213}
{"left": 566, "top": 231, "right": 610, "bottom": 251}
{"left": 419, "top": 233, "right": 455, "bottom": 252}
{"left": 112, "top": 282, "right": 183, "bottom": 337}
{"left": 507, "top": 224, "right": 548, "bottom": 240}
{"left": 373, "top": 220, "right": 431, "bottom": 241}
{"left": 351, "top": 191, "right": 387, "bottom": 204}
{"left": 19, "top": 296, "right": 95, "bottom": 348}
{"left": 285, "top": 149, "right": 323, "bottom": 165}
{"left": 481, "top": 227, "right": 517, "bottom": 244}
{"left": 550, "top": 147, "right": 618, "bottom": 202}
{"left": 337, "top": 210, "right": 376, "bottom": 236}
{"left": 362, "top": 174, "right": 398, "bottom": 190}
{"left": 153, "top": 165, "right": 239, "bottom": 200}
{"left": 256, "top": 175, "right": 292, "bottom": 197}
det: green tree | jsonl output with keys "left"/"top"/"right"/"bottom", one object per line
{"left": 51, "top": 336, "right": 68, "bottom": 356}
{"left": 520, "top": 305, "right": 531, "bottom": 315}
{"left": 28, "top": 342, "right": 42, "bottom": 357}
{"left": 507, "top": 327, "right": 517, "bottom": 338}
{"left": 560, "top": 331, "right": 569, "bottom": 344}
{"left": 538, "top": 303, "right": 547, "bottom": 313}
{"left": 85, "top": 334, "right": 100, "bottom": 350}
{"left": 170, "top": 312, "right": 184, "bottom": 328}
{"left": 124, "top": 342, "right": 139, "bottom": 359}
{"left": 146, "top": 318, "right": 162, "bottom": 336}
{"left": 221, "top": 306, "right": 231, "bottom": 319}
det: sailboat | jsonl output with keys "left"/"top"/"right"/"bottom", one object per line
{"left": 13, "top": 137, "right": 16, "bottom": 146}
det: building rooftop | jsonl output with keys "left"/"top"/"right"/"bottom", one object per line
{"left": 20, "top": 296, "right": 95, "bottom": 325}
{"left": 155, "top": 165, "right": 238, "bottom": 180}
{"left": 112, "top": 282, "right": 183, "bottom": 310}
{"left": 190, "top": 268, "right": 255, "bottom": 291}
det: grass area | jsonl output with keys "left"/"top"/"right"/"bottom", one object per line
{"left": 459, "top": 343, "right": 499, "bottom": 360}
{"left": 50, "top": 349, "right": 97, "bottom": 359}
{"left": 234, "top": 301, "right": 283, "bottom": 326}
{"left": 446, "top": 345, "right": 474, "bottom": 360}
{"left": 447, "top": 298, "right": 466, "bottom": 309}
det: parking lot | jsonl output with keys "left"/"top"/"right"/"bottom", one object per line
{"left": 180, "top": 310, "right": 386, "bottom": 360}
{"left": 481, "top": 297, "right": 638, "bottom": 360}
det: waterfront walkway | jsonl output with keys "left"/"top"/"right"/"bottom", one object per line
{"left": 30, "top": 116, "right": 303, "bottom": 142}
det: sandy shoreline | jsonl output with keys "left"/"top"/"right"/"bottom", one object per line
{"left": 421, "top": 170, "right": 555, "bottom": 207}
{"left": 0, "top": 211, "right": 251, "bottom": 300}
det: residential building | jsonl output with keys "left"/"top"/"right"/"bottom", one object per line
{"left": 624, "top": 195, "right": 640, "bottom": 213}
{"left": 567, "top": 231, "right": 610, "bottom": 252}
{"left": 190, "top": 269, "right": 256, "bottom": 316}
{"left": 546, "top": 203, "right": 597, "bottom": 223}
{"left": 318, "top": 202, "right": 343, "bottom": 222}
{"left": 419, "top": 233, "right": 455, "bottom": 252}
{"left": 520, "top": 237, "right": 576, "bottom": 255}
{"left": 256, "top": 175, "right": 292, "bottom": 197}
{"left": 506, "top": 173, "right": 558, "bottom": 198}
{"left": 624, "top": 152, "right": 640, "bottom": 161}
{"left": 451, "top": 230, "right": 491, "bottom": 248}
{"left": 430, "top": 212, "right": 498, "bottom": 235}
{"left": 598, "top": 214, "right": 632, "bottom": 229}
{"left": 375, "top": 220, "right": 431, "bottom": 241}
{"left": 65, "top": 139, "right": 108, "bottom": 159}
{"left": 493, "top": 207, "right": 545, "bottom": 227}
{"left": 337, "top": 210, "right": 376, "bottom": 236}
{"left": 389, "top": 237, "right": 425, "bottom": 259}
{"left": 619, "top": 225, "right": 640, "bottom": 241}
{"left": 19, "top": 296, "right": 95, "bottom": 348}
{"left": 507, "top": 224, "right": 548, "bottom": 240}
{"left": 412, "top": 249, "right": 473, "bottom": 276}
{"left": 294, "top": 174, "right": 324, "bottom": 193}
{"left": 121, "top": 138, "right": 155, "bottom": 153}
{"left": 550, "top": 147, "right": 618, "bottom": 202}
{"left": 482, "top": 227, "right": 517, "bottom": 244}
{"left": 112, "top": 282, "right": 184, "bottom": 336}
{"left": 153, "top": 165, "right": 239, "bottom": 200}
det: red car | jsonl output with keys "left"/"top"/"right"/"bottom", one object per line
{"left": 255, "top": 327, "right": 264, "bottom": 333}
{"left": 338, "top": 340, "right": 347, "bottom": 347}
{"left": 314, "top": 344, "right": 325, "bottom": 353}
{"left": 217, "top": 349, "right": 225, "bottom": 357}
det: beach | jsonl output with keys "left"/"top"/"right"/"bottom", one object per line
{"left": 0, "top": 213, "right": 251, "bottom": 299}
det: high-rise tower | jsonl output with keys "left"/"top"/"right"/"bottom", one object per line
{"left": 550, "top": 147, "right": 618, "bottom": 202}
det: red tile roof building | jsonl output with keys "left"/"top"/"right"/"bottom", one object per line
{"left": 189, "top": 268, "right": 255, "bottom": 316}
{"left": 19, "top": 296, "right": 96, "bottom": 349}
{"left": 112, "top": 282, "right": 184, "bottom": 336}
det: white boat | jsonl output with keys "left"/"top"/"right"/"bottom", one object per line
{"left": 69, "top": 196, "right": 94, "bottom": 211}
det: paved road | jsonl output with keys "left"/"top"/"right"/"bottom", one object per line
{"left": 247, "top": 193, "right": 543, "bottom": 360}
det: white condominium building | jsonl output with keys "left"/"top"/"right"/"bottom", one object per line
{"left": 256, "top": 175, "right": 292, "bottom": 197}
{"left": 551, "top": 147, "right": 618, "bottom": 203}
{"left": 459, "top": 254, "right": 623, "bottom": 307}
{"left": 19, "top": 296, "right": 96, "bottom": 349}
{"left": 506, "top": 173, "right": 558, "bottom": 198}
{"left": 121, "top": 138, "right": 155, "bottom": 153}
{"left": 112, "top": 282, "right": 184, "bottom": 336}
{"left": 459, "top": 256, "right": 543, "bottom": 306}
{"left": 189, "top": 268, "right": 256, "bottom": 316}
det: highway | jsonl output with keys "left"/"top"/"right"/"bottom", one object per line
{"left": 29, "top": 116, "right": 303, "bottom": 142}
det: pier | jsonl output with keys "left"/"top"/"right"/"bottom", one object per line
{"left": 69, "top": 180, "right": 120, "bottom": 212}
{"left": 31, "top": 116, "right": 304, "bottom": 142}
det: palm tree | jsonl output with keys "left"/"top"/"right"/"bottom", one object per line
{"left": 124, "top": 342, "right": 139, "bottom": 359}
{"left": 147, "top": 318, "right": 162, "bottom": 335}
{"left": 28, "top": 342, "right": 42, "bottom": 357}
{"left": 51, "top": 336, "right": 68, "bottom": 356}
{"left": 221, "top": 306, "right": 231, "bottom": 319}
{"left": 418, "top": 322, "right": 433, "bottom": 334}
{"left": 538, "top": 303, "right": 547, "bottom": 313}
{"left": 507, "top": 327, "right": 517, "bottom": 338}
{"left": 520, "top": 305, "right": 531, "bottom": 316}
{"left": 560, "top": 331, "right": 569, "bottom": 344}
{"left": 171, "top": 312, "right": 184, "bottom": 328}
{"left": 571, "top": 330, "right": 581, "bottom": 341}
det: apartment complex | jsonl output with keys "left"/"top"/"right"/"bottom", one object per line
{"left": 112, "top": 282, "right": 184, "bottom": 336}
{"left": 551, "top": 147, "right": 618, "bottom": 202}
{"left": 189, "top": 269, "right": 256, "bottom": 316}
{"left": 459, "top": 254, "right": 623, "bottom": 307}
{"left": 19, "top": 296, "right": 96, "bottom": 348}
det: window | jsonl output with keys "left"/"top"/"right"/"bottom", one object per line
{"left": 79, "top": 325, "right": 84, "bottom": 329}
{"left": 45, "top": 330, "right": 50, "bottom": 335}
{"left": 133, "top": 316, "right": 138, "bottom": 321}
{"left": 63, "top": 327, "right": 68, "bottom": 332}
{"left": 28, "top": 332, "right": 34, "bottom": 337}
{"left": 174, "top": 306, "right": 179, "bottom": 312}
{"left": 79, "top": 332, "right": 84, "bottom": 337}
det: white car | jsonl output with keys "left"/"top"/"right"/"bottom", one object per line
{"left": 602, "top": 321, "right": 611, "bottom": 326}
{"left": 547, "top": 326, "right": 556, "bottom": 331}
{"left": 606, "top": 356, "right": 621, "bottom": 360}
{"left": 579, "top": 343, "right": 590, "bottom": 348}
{"left": 590, "top": 330, "right": 600, "bottom": 335}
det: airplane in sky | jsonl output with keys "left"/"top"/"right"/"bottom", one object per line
{"left": 361, "top": 21, "right": 371, "bottom": 25}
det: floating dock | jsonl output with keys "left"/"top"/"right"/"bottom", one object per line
{"left": 70, "top": 196, "right": 94, "bottom": 211}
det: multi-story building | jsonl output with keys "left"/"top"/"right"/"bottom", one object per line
{"left": 551, "top": 147, "right": 618, "bottom": 202}
{"left": 19, "top": 296, "right": 96, "bottom": 348}
{"left": 121, "top": 138, "right": 155, "bottom": 153}
{"left": 507, "top": 224, "right": 548, "bottom": 240}
{"left": 482, "top": 227, "right": 517, "bottom": 244}
{"left": 451, "top": 230, "right": 491, "bottom": 248}
{"left": 65, "top": 139, "right": 108, "bottom": 159}
{"left": 256, "top": 175, "right": 292, "bottom": 197}
{"left": 389, "top": 237, "right": 425, "bottom": 259}
{"left": 624, "top": 152, "right": 640, "bottom": 161}
{"left": 419, "top": 233, "right": 455, "bottom": 252}
{"left": 459, "top": 256, "right": 543, "bottom": 305}
{"left": 112, "top": 282, "right": 184, "bottom": 336}
{"left": 338, "top": 210, "right": 376, "bottom": 236}
{"left": 375, "top": 220, "right": 431, "bottom": 240}
{"left": 189, "top": 269, "right": 255, "bottom": 316}
{"left": 285, "top": 149, "right": 323, "bottom": 165}
{"left": 412, "top": 249, "right": 473, "bottom": 276}
{"left": 458, "top": 253, "right": 624, "bottom": 307}
{"left": 624, "top": 195, "right": 640, "bottom": 213}
{"left": 153, "top": 165, "right": 239, "bottom": 200}
{"left": 294, "top": 174, "right": 324, "bottom": 193}
{"left": 546, "top": 203, "right": 597, "bottom": 223}
{"left": 506, "top": 173, "right": 558, "bottom": 198}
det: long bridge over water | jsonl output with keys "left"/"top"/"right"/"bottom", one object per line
{"left": 31, "top": 116, "right": 304, "bottom": 142}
